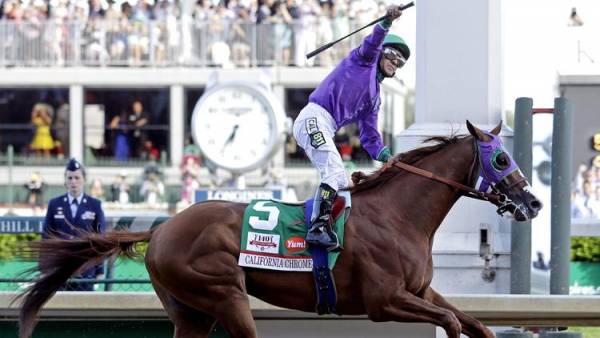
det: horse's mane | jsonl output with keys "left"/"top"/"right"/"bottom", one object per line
{"left": 348, "top": 134, "right": 467, "bottom": 194}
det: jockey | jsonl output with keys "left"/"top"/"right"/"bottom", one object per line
{"left": 292, "top": 5, "right": 410, "bottom": 251}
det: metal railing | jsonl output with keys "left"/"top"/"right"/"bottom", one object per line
{"left": 0, "top": 19, "right": 363, "bottom": 67}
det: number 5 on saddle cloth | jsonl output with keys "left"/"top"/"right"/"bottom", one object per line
{"left": 238, "top": 192, "right": 351, "bottom": 315}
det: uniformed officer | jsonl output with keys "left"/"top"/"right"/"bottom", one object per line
{"left": 42, "top": 158, "right": 106, "bottom": 291}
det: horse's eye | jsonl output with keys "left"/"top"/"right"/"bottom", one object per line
{"left": 493, "top": 152, "right": 510, "bottom": 170}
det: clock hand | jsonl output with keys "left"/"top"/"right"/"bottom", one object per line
{"left": 221, "top": 124, "right": 239, "bottom": 152}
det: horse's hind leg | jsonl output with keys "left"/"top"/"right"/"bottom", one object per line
{"left": 424, "top": 287, "right": 494, "bottom": 338}
{"left": 212, "top": 293, "right": 257, "bottom": 338}
{"left": 153, "top": 279, "right": 216, "bottom": 338}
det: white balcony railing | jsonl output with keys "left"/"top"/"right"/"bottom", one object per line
{"left": 0, "top": 19, "right": 368, "bottom": 68}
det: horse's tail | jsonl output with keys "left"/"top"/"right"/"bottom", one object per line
{"left": 16, "top": 230, "right": 154, "bottom": 338}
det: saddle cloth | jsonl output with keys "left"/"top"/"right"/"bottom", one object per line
{"left": 238, "top": 197, "right": 348, "bottom": 272}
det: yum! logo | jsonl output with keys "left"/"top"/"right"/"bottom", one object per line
{"left": 285, "top": 236, "right": 307, "bottom": 253}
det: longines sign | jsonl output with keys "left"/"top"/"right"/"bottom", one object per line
{"left": 0, "top": 217, "right": 43, "bottom": 234}
{"left": 195, "top": 188, "right": 283, "bottom": 203}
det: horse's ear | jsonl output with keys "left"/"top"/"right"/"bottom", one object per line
{"left": 490, "top": 121, "right": 502, "bottom": 135}
{"left": 466, "top": 120, "right": 489, "bottom": 141}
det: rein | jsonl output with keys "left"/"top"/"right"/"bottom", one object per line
{"left": 388, "top": 161, "right": 505, "bottom": 206}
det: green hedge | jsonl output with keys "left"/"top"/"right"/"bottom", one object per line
{"left": 0, "top": 234, "right": 41, "bottom": 260}
{"left": 0, "top": 234, "right": 147, "bottom": 262}
{"left": 571, "top": 237, "right": 600, "bottom": 263}
{"left": 2, "top": 234, "right": 598, "bottom": 263}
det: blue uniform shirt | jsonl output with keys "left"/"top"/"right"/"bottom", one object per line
{"left": 43, "top": 193, "right": 106, "bottom": 277}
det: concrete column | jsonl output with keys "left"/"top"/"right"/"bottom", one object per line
{"left": 415, "top": 0, "right": 502, "bottom": 124}
{"left": 69, "top": 85, "right": 84, "bottom": 161}
{"left": 550, "top": 97, "right": 573, "bottom": 295}
{"left": 170, "top": 85, "right": 184, "bottom": 168}
{"left": 272, "top": 84, "right": 286, "bottom": 169}
{"left": 395, "top": 0, "right": 506, "bottom": 294}
{"left": 511, "top": 97, "right": 533, "bottom": 294}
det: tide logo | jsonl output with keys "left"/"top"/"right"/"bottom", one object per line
{"left": 285, "top": 237, "right": 307, "bottom": 254}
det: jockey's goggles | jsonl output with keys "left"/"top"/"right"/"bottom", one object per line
{"left": 382, "top": 47, "right": 406, "bottom": 68}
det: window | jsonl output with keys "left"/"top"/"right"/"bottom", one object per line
{"left": 83, "top": 88, "right": 170, "bottom": 166}
{"left": 0, "top": 88, "right": 69, "bottom": 165}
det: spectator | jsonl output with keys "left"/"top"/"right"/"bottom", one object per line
{"left": 193, "top": 0, "right": 214, "bottom": 21}
{"left": 589, "top": 186, "right": 600, "bottom": 219}
{"left": 52, "top": 100, "right": 69, "bottom": 158}
{"left": 140, "top": 139, "right": 160, "bottom": 161}
{"left": 130, "top": 100, "right": 149, "bottom": 157}
{"left": 180, "top": 154, "right": 200, "bottom": 204}
{"left": 183, "top": 135, "right": 201, "bottom": 157}
{"left": 293, "top": 0, "right": 320, "bottom": 66}
{"left": 83, "top": 16, "right": 110, "bottom": 64}
{"left": 30, "top": 103, "right": 55, "bottom": 159}
{"left": 272, "top": 0, "right": 292, "bottom": 65}
{"left": 314, "top": 1, "right": 333, "bottom": 66}
{"left": 229, "top": 8, "right": 252, "bottom": 66}
{"left": 140, "top": 172, "right": 165, "bottom": 206}
{"left": 568, "top": 7, "right": 583, "bottom": 27}
{"left": 532, "top": 251, "right": 548, "bottom": 270}
{"left": 129, "top": 0, "right": 152, "bottom": 64}
{"left": 110, "top": 170, "right": 131, "bottom": 204}
{"left": 109, "top": 110, "right": 132, "bottom": 161}
{"left": 331, "top": 0, "right": 350, "bottom": 60}
{"left": 581, "top": 180, "right": 595, "bottom": 218}
{"left": 24, "top": 171, "right": 45, "bottom": 214}
{"left": 42, "top": 158, "right": 106, "bottom": 291}
{"left": 574, "top": 163, "right": 588, "bottom": 194}
{"left": 572, "top": 190, "right": 586, "bottom": 219}
{"left": 88, "top": 0, "right": 105, "bottom": 18}
{"left": 106, "top": 4, "right": 129, "bottom": 61}
{"left": 89, "top": 178, "right": 105, "bottom": 201}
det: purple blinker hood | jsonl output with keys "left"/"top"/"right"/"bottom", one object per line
{"left": 474, "top": 132, "right": 521, "bottom": 193}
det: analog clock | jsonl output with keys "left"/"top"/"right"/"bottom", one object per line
{"left": 191, "top": 82, "right": 286, "bottom": 173}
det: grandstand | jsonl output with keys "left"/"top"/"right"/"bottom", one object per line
{"left": 0, "top": 0, "right": 409, "bottom": 213}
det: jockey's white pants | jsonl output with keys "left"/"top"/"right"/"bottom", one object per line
{"left": 293, "top": 102, "right": 349, "bottom": 192}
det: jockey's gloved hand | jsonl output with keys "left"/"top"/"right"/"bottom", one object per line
{"left": 382, "top": 5, "right": 403, "bottom": 28}
{"left": 376, "top": 147, "right": 392, "bottom": 162}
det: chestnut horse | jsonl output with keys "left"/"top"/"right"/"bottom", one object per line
{"left": 17, "top": 121, "right": 541, "bottom": 338}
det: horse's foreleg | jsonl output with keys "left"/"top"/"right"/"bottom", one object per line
{"left": 425, "top": 287, "right": 495, "bottom": 338}
{"left": 369, "top": 290, "right": 462, "bottom": 338}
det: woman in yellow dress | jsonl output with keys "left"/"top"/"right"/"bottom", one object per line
{"left": 30, "top": 103, "right": 55, "bottom": 159}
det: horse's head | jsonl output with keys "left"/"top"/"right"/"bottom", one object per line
{"left": 467, "top": 120, "right": 542, "bottom": 221}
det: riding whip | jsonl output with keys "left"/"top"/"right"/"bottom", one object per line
{"left": 306, "top": 1, "right": 415, "bottom": 60}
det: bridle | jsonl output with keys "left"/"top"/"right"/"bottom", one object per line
{"left": 382, "top": 138, "right": 524, "bottom": 217}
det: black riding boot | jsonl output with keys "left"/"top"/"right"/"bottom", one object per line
{"left": 306, "top": 183, "right": 340, "bottom": 251}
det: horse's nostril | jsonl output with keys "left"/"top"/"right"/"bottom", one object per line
{"left": 530, "top": 200, "right": 543, "bottom": 210}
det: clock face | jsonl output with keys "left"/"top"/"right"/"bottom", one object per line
{"left": 192, "top": 84, "right": 281, "bottom": 173}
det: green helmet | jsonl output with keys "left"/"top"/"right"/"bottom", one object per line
{"left": 383, "top": 34, "right": 410, "bottom": 60}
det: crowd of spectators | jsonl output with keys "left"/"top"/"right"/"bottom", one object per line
{"left": 572, "top": 164, "right": 600, "bottom": 219}
{"left": 0, "top": 0, "right": 392, "bottom": 66}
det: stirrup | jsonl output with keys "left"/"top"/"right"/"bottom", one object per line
{"left": 325, "top": 231, "right": 342, "bottom": 252}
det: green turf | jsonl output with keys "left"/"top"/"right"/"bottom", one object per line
{"left": 567, "top": 327, "right": 600, "bottom": 337}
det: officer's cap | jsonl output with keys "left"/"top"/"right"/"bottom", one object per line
{"left": 65, "top": 158, "right": 86, "bottom": 177}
